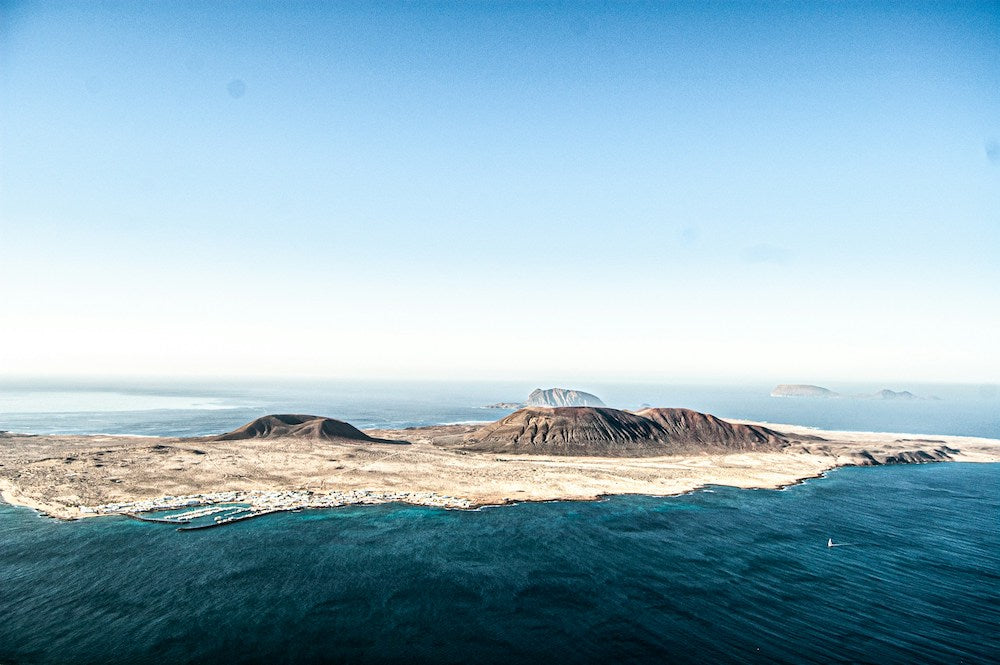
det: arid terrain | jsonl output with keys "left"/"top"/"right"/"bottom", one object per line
{"left": 1, "top": 409, "right": 997, "bottom": 520}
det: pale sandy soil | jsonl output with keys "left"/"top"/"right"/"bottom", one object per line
{"left": 0, "top": 422, "right": 997, "bottom": 520}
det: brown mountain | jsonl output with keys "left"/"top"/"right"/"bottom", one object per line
{"left": 634, "top": 408, "right": 786, "bottom": 451}
{"left": 212, "top": 414, "right": 400, "bottom": 444}
{"left": 463, "top": 407, "right": 665, "bottom": 455}
{"left": 462, "top": 406, "right": 793, "bottom": 456}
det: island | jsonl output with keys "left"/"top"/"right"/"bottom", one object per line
{"left": 526, "top": 388, "right": 605, "bottom": 407}
{"left": 874, "top": 389, "right": 918, "bottom": 400}
{"left": 770, "top": 384, "right": 840, "bottom": 398}
{"left": 771, "top": 385, "right": 935, "bottom": 400}
{"left": 1, "top": 406, "right": 997, "bottom": 526}
{"left": 484, "top": 387, "right": 606, "bottom": 409}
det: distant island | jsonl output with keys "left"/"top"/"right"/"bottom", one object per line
{"left": 874, "top": 389, "right": 919, "bottom": 400}
{"left": 527, "top": 388, "right": 605, "bottom": 407}
{"left": 771, "top": 385, "right": 935, "bottom": 400}
{"left": 484, "top": 387, "right": 606, "bottom": 409}
{"left": 1, "top": 404, "right": 995, "bottom": 525}
{"left": 771, "top": 384, "right": 839, "bottom": 398}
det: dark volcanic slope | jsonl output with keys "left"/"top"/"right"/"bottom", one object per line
{"left": 634, "top": 408, "right": 787, "bottom": 451}
{"left": 463, "top": 407, "right": 666, "bottom": 455}
{"left": 463, "top": 407, "right": 793, "bottom": 456}
{"left": 212, "top": 414, "right": 400, "bottom": 444}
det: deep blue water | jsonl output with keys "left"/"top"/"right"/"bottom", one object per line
{"left": 1, "top": 463, "right": 998, "bottom": 664}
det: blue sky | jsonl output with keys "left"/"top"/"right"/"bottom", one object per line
{"left": 1, "top": 1, "right": 998, "bottom": 381}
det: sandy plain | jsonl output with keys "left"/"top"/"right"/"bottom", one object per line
{"left": 0, "top": 421, "right": 997, "bottom": 520}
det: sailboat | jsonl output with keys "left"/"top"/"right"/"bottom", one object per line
{"left": 827, "top": 538, "right": 834, "bottom": 547}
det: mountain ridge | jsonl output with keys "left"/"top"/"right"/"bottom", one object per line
{"left": 212, "top": 414, "right": 401, "bottom": 444}
{"left": 462, "top": 406, "right": 797, "bottom": 456}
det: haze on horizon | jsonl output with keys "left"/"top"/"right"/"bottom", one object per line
{"left": 1, "top": 1, "right": 998, "bottom": 383}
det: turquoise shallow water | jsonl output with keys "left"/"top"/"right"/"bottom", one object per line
{"left": 1, "top": 463, "right": 998, "bottom": 664}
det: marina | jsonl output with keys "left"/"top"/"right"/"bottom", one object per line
{"left": 164, "top": 505, "right": 240, "bottom": 521}
{"left": 90, "top": 490, "right": 475, "bottom": 530}
{"left": 121, "top": 513, "right": 191, "bottom": 525}
{"left": 176, "top": 509, "right": 282, "bottom": 531}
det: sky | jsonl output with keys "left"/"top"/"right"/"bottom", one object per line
{"left": 1, "top": 1, "right": 998, "bottom": 383}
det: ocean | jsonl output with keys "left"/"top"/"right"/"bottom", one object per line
{"left": 1, "top": 380, "right": 998, "bottom": 663}
{"left": 1, "top": 378, "right": 998, "bottom": 439}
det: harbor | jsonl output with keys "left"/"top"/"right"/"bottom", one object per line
{"left": 91, "top": 489, "right": 475, "bottom": 530}
{"left": 121, "top": 513, "right": 191, "bottom": 525}
{"left": 176, "top": 509, "right": 282, "bottom": 531}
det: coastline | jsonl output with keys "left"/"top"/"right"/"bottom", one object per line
{"left": 0, "top": 460, "right": 844, "bottom": 521}
{"left": 1, "top": 418, "right": 998, "bottom": 522}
